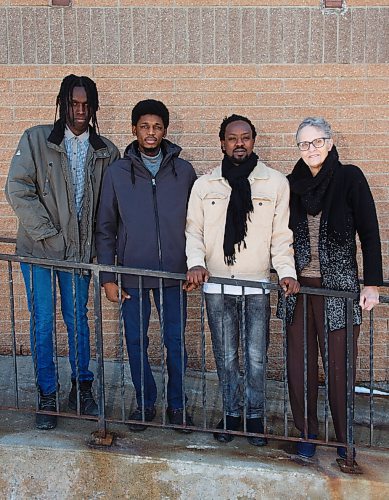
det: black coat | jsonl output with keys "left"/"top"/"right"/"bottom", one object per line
{"left": 96, "top": 139, "right": 197, "bottom": 288}
{"left": 281, "top": 148, "right": 383, "bottom": 331}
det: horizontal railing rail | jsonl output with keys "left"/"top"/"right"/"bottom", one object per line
{"left": 0, "top": 249, "right": 387, "bottom": 473}
{"left": 1, "top": 237, "right": 388, "bottom": 290}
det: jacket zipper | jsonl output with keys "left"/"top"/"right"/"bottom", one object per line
{"left": 151, "top": 177, "right": 163, "bottom": 270}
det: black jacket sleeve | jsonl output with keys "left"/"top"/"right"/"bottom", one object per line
{"left": 348, "top": 166, "right": 383, "bottom": 286}
{"left": 95, "top": 165, "right": 119, "bottom": 284}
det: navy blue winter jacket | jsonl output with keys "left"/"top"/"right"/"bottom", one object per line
{"left": 95, "top": 139, "right": 197, "bottom": 288}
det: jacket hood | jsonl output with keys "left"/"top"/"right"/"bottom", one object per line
{"left": 123, "top": 139, "right": 182, "bottom": 184}
{"left": 124, "top": 138, "right": 182, "bottom": 161}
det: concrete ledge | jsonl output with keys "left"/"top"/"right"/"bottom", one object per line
{"left": 1, "top": 357, "right": 388, "bottom": 498}
{"left": 1, "top": 416, "right": 388, "bottom": 499}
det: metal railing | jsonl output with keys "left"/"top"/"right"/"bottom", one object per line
{"left": 0, "top": 247, "right": 387, "bottom": 473}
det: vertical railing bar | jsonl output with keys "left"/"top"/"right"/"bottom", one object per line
{"left": 138, "top": 275, "right": 145, "bottom": 419}
{"left": 303, "top": 293, "right": 308, "bottom": 439}
{"left": 200, "top": 287, "right": 207, "bottom": 429}
{"left": 93, "top": 268, "right": 106, "bottom": 437}
{"left": 159, "top": 277, "right": 167, "bottom": 426}
{"left": 262, "top": 289, "right": 268, "bottom": 437}
{"left": 8, "top": 261, "right": 19, "bottom": 408}
{"left": 241, "top": 288, "right": 247, "bottom": 433}
{"left": 281, "top": 291, "right": 288, "bottom": 437}
{"left": 323, "top": 297, "right": 329, "bottom": 443}
{"left": 221, "top": 283, "right": 227, "bottom": 430}
{"left": 180, "top": 281, "right": 186, "bottom": 424}
{"left": 72, "top": 269, "right": 81, "bottom": 415}
{"left": 30, "top": 265, "right": 40, "bottom": 410}
{"left": 117, "top": 273, "right": 126, "bottom": 422}
{"left": 52, "top": 267, "right": 59, "bottom": 412}
{"left": 369, "top": 308, "right": 374, "bottom": 447}
{"left": 346, "top": 298, "right": 355, "bottom": 467}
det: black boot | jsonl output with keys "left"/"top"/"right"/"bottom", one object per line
{"left": 246, "top": 418, "right": 268, "bottom": 447}
{"left": 213, "top": 416, "right": 241, "bottom": 443}
{"left": 36, "top": 392, "right": 57, "bottom": 430}
{"left": 68, "top": 380, "right": 98, "bottom": 416}
{"left": 127, "top": 407, "right": 156, "bottom": 432}
{"left": 167, "top": 408, "right": 194, "bottom": 434}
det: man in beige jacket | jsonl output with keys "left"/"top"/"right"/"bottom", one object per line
{"left": 185, "top": 114, "right": 299, "bottom": 446}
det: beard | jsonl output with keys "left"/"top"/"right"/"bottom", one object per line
{"left": 231, "top": 155, "right": 248, "bottom": 165}
{"left": 229, "top": 149, "right": 248, "bottom": 165}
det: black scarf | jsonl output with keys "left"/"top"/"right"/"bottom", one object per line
{"left": 222, "top": 152, "right": 258, "bottom": 265}
{"left": 288, "top": 146, "right": 339, "bottom": 216}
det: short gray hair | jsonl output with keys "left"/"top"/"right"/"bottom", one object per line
{"left": 296, "top": 117, "right": 333, "bottom": 142}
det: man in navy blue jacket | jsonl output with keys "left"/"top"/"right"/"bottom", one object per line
{"left": 96, "top": 100, "right": 197, "bottom": 432}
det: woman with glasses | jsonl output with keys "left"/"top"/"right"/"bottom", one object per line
{"left": 282, "top": 117, "right": 383, "bottom": 461}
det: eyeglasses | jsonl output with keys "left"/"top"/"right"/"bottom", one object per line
{"left": 297, "top": 137, "right": 330, "bottom": 151}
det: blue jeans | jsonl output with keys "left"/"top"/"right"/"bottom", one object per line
{"left": 205, "top": 293, "right": 270, "bottom": 418}
{"left": 121, "top": 286, "right": 187, "bottom": 410}
{"left": 21, "top": 264, "right": 94, "bottom": 395}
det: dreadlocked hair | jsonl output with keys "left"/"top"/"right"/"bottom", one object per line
{"left": 55, "top": 74, "right": 100, "bottom": 136}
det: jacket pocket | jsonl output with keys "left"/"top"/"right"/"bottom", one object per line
{"left": 249, "top": 195, "right": 275, "bottom": 246}
{"left": 203, "top": 192, "right": 229, "bottom": 227}
{"left": 33, "top": 232, "right": 66, "bottom": 260}
{"left": 42, "top": 162, "right": 54, "bottom": 197}
{"left": 251, "top": 195, "right": 275, "bottom": 223}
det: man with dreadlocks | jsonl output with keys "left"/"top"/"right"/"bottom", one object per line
{"left": 96, "top": 99, "right": 197, "bottom": 433}
{"left": 185, "top": 114, "right": 299, "bottom": 446}
{"left": 6, "top": 74, "right": 120, "bottom": 430}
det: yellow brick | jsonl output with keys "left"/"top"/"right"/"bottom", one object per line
{"left": 204, "top": 65, "right": 257, "bottom": 79}
{"left": 13, "top": 79, "right": 61, "bottom": 93}
{"left": 258, "top": 65, "right": 313, "bottom": 79}
{"left": 120, "top": 79, "right": 175, "bottom": 93}
{"left": 367, "top": 64, "right": 389, "bottom": 77}
{"left": 120, "top": 0, "right": 172, "bottom": 5}
{"left": 175, "top": 79, "right": 230, "bottom": 93}
{"left": 7, "top": 1, "right": 49, "bottom": 5}
{"left": 0, "top": 67, "right": 39, "bottom": 78}
{"left": 37, "top": 65, "right": 94, "bottom": 79}
{"left": 231, "top": 79, "right": 283, "bottom": 93}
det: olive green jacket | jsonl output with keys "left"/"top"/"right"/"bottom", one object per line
{"left": 6, "top": 122, "right": 120, "bottom": 263}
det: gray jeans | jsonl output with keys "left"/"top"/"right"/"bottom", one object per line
{"left": 205, "top": 293, "right": 270, "bottom": 419}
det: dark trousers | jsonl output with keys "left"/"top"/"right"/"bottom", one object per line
{"left": 121, "top": 286, "right": 187, "bottom": 410}
{"left": 287, "top": 277, "right": 359, "bottom": 443}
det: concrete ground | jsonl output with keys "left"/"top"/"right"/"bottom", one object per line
{"left": 0, "top": 356, "right": 388, "bottom": 499}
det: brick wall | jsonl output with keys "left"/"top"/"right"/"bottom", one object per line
{"left": 0, "top": 0, "right": 388, "bottom": 383}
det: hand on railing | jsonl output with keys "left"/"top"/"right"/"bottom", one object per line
{"left": 103, "top": 282, "right": 131, "bottom": 303}
{"left": 183, "top": 265, "right": 210, "bottom": 292}
{"left": 279, "top": 277, "right": 300, "bottom": 297}
{"left": 359, "top": 286, "right": 380, "bottom": 311}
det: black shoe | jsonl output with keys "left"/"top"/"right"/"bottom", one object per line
{"left": 128, "top": 407, "right": 156, "bottom": 432}
{"left": 337, "top": 446, "right": 356, "bottom": 461}
{"left": 246, "top": 418, "right": 268, "bottom": 447}
{"left": 296, "top": 433, "right": 317, "bottom": 458}
{"left": 167, "top": 408, "right": 194, "bottom": 434}
{"left": 68, "top": 380, "right": 98, "bottom": 416}
{"left": 213, "top": 416, "right": 241, "bottom": 443}
{"left": 36, "top": 392, "right": 57, "bottom": 430}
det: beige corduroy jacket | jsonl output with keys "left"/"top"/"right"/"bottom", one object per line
{"left": 185, "top": 161, "right": 297, "bottom": 282}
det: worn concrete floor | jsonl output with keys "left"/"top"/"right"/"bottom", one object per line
{"left": 0, "top": 356, "right": 388, "bottom": 499}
